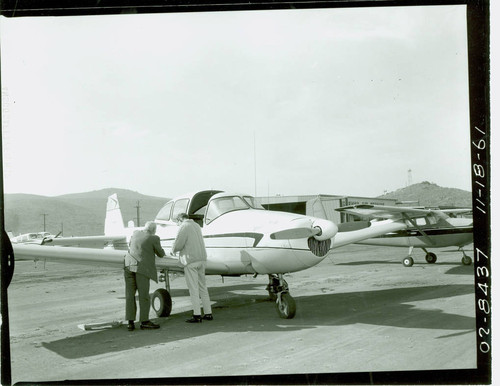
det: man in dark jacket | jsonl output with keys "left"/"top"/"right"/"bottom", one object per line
{"left": 124, "top": 221, "right": 165, "bottom": 331}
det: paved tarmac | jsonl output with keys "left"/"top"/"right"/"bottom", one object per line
{"left": 6, "top": 244, "right": 477, "bottom": 384}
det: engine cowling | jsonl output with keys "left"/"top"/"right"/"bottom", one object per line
{"left": 312, "top": 219, "right": 338, "bottom": 241}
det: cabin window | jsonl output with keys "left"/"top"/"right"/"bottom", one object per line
{"left": 415, "top": 218, "right": 426, "bottom": 226}
{"left": 426, "top": 214, "right": 438, "bottom": 225}
{"left": 172, "top": 199, "right": 190, "bottom": 221}
{"left": 205, "top": 196, "right": 249, "bottom": 224}
{"left": 156, "top": 202, "right": 174, "bottom": 221}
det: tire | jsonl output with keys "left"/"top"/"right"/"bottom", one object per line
{"left": 275, "top": 292, "right": 296, "bottom": 319}
{"left": 425, "top": 252, "right": 437, "bottom": 264}
{"left": 462, "top": 255, "right": 472, "bottom": 266}
{"left": 403, "top": 256, "right": 414, "bottom": 267}
{"left": 152, "top": 288, "right": 172, "bottom": 317}
{"left": 268, "top": 291, "right": 278, "bottom": 302}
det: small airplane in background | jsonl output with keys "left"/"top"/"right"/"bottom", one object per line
{"left": 9, "top": 231, "right": 59, "bottom": 244}
{"left": 14, "top": 190, "right": 415, "bottom": 319}
{"left": 335, "top": 204, "right": 473, "bottom": 267}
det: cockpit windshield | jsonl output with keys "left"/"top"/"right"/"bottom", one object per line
{"left": 242, "top": 196, "right": 265, "bottom": 209}
{"left": 205, "top": 196, "right": 251, "bottom": 224}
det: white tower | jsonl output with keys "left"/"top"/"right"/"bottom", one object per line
{"left": 407, "top": 169, "right": 413, "bottom": 186}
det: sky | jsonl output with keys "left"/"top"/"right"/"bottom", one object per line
{"left": 0, "top": 4, "right": 472, "bottom": 199}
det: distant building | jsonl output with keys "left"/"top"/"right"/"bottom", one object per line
{"left": 254, "top": 194, "right": 397, "bottom": 223}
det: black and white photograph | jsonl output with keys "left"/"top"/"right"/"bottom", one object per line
{"left": 0, "top": 0, "right": 491, "bottom": 384}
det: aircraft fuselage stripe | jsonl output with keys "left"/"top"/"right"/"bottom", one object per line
{"left": 160, "top": 232, "right": 264, "bottom": 247}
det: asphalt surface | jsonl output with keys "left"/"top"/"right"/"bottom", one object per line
{"left": 5, "top": 244, "right": 477, "bottom": 384}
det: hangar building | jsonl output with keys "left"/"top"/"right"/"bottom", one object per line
{"left": 254, "top": 194, "right": 398, "bottom": 223}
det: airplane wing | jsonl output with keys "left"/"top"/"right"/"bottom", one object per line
{"left": 331, "top": 219, "right": 408, "bottom": 249}
{"left": 440, "top": 208, "right": 472, "bottom": 216}
{"left": 13, "top": 243, "right": 184, "bottom": 272}
{"left": 335, "top": 204, "right": 448, "bottom": 220}
{"left": 41, "top": 235, "right": 128, "bottom": 249}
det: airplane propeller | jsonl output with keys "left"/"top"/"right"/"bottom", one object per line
{"left": 270, "top": 227, "right": 322, "bottom": 240}
{"left": 270, "top": 219, "right": 338, "bottom": 241}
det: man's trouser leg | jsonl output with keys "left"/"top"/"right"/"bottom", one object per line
{"left": 184, "top": 263, "right": 201, "bottom": 315}
{"left": 136, "top": 272, "right": 151, "bottom": 322}
{"left": 198, "top": 262, "right": 212, "bottom": 314}
{"left": 124, "top": 268, "right": 137, "bottom": 321}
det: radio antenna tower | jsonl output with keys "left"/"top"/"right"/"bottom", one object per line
{"left": 407, "top": 169, "right": 413, "bottom": 187}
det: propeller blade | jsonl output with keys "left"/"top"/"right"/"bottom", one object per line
{"left": 270, "top": 227, "right": 320, "bottom": 240}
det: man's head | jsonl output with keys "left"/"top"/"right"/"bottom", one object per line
{"left": 175, "top": 213, "right": 189, "bottom": 225}
{"left": 144, "top": 221, "right": 157, "bottom": 234}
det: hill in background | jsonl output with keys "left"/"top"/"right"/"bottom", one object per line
{"left": 377, "top": 181, "right": 472, "bottom": 208}
{"left": 5, "top": 188, "right": 169, "bottom": 236}
{"left": 5, "top": 182, "right": 472, "bottom": 237}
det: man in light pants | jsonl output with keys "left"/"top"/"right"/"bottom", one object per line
{"left": 171, "top": 213, "right": 213, "bottom": 323}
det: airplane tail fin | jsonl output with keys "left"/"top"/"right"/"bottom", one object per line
{"left": 104, "top": 194, "right": 125, "bottom": 236}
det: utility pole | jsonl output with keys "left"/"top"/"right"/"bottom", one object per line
{"left": 41, "top": 213, "right": 48, "bottom": 232}
{"left": 135, "top": 201, "right": 141, "bottom": 227}
{"left": 254, "top": 131, "right": 257, "bottom": 197}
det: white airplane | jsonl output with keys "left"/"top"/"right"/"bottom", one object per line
{"left": 13, "top": 190, "right": 411, "bottom": 319}
{"left": 335, "top": 204, "right": 474, "bottom": 267}
{"left": 10, "top": 231, "right": 57, "bottom": 244}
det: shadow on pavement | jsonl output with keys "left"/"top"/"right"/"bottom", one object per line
{"left": 335, "top": 260, "right": 473, "bottom": 275}
{"left": 42, "top": 283, "right": 475, "bottom": 359}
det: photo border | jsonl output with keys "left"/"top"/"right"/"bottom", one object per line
{"left": 0, "top": 0, "right": 490, "bottom": 384}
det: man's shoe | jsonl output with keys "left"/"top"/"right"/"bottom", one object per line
{"left": 127, "top": 322, "right": 135, "bottom": 331}
{"left": 202, "top": 314, "right": 213, "bottom": 321}
{"left": 185, "top": 315, "right": 202, "bottom": 323}
{"left": 140, "top": 320, "right": 160, "bottom": 329}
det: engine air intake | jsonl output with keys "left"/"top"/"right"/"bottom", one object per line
{"left": 308, "top": 237, "right": 331, "bottom": 257}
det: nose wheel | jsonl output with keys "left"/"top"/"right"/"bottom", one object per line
{"left": 267, "top": 274, "right": 296, "bottom": 319}
{"left": 276, "top": 292, "right": 296, "bottom": 319}
{"left": 266, "top": 275, "right": 279, "bottom": 301}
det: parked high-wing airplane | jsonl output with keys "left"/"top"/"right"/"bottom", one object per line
{"left": 13, "top": 190, "right": 411, "bottom": 319}
{"left": 335, "top": 204, "right": 473, "bottom": 267}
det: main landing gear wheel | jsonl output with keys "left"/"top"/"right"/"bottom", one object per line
{"left": 276, "top": 292, "right": 296, "bottom": 319}
{"left": 425, "top": 252, "right": 437, "bottom": 264}
{"left": 152, "top": 288, "right": 172, "bottom": 317}
{"left": 402, "top": 256, "right": 414, "bottom": 267}
{"left": 462, "top": 255, "right": 472, "bottom": 266}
